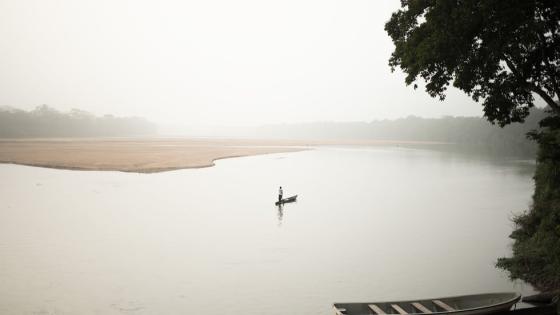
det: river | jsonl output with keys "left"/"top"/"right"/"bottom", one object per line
{"left": 0, "top": 146, "right": 535, "bottom": 315}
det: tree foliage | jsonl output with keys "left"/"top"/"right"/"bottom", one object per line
{"left": 385, "top": 0, "right": 560, "bottom": 126}
{"left": 496, "top": 119, "right": 560, "bottom": 293}
{"left": 386, "top": 0, "right": 560, "bottom": 293}
{"left": 0, "top": 105, "right": 156, "bottom": 138}
{"left": 258, "top": 108, "right": 546, "bottom": 158}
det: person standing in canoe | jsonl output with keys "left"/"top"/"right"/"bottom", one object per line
{"left": 278, "top": 186, "right": 283, "bottom": 203}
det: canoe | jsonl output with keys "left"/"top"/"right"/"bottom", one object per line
{"left": 334, "top": 292, "right": 521, "bottom": 315}
{"left": 275, "top": 195, "right": 297, "bottom": 205}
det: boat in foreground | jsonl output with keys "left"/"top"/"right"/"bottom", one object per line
{"left": 275, "top": 195, "right": 297, "bottom": 205}
{"left": 334, "top": 292, "right": 521, "bottom": 315}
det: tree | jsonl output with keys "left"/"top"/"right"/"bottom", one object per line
{"left": 385, "top": 0, "right": 560, "bottom": 293}
{"left": 385, "top": 0, "right": 559, "bottom": 126}
{"left": 0, "top": 106, "right": 157, "bottom": 138}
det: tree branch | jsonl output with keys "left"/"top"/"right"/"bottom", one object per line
{"left": 528, "top": 84, "right": 560, "bottom": 114}
{"left": 503, "top": 54, "right": 560, "bottom": 114}
{"left": 502, "top": 55, "right": 524, "bottom": 79}
{"left": 536, "top": 32, "right": 560, "bottom": 104}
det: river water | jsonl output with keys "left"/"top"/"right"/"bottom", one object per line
{"left": 0, "top": 146, "right": 535, "bottom": 315}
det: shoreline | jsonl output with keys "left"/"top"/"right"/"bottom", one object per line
{"left": 0, "top": 152, "right": 295, "bottom": 173}
{"left": 0, "top": 138, "right": 310, "bottom": 173}
{"left": 0, "top": 138, "right": 447, "bottom": 173}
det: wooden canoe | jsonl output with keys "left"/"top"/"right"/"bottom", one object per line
{"left": 334, "top": 292, "right": 521, "bottom": 315}
{"left": 275, "top": 195, "right": 297, "bottom": 205}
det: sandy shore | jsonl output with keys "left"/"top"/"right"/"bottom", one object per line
{"left": 0, "top": 138, "right": 311, "bottom": 173}
{"left": 0, "top": 138, "right": 446, "bottom": 173}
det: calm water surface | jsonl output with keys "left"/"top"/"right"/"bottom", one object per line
{"left": 0, "top": 146, "right": 535, "bottom": 315}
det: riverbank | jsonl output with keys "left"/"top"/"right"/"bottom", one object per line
{"left": 0, "top": 138, "right": 308, "bottom": 173}
{"left": 0, "top": 138, "right": 446, "bottom": 173}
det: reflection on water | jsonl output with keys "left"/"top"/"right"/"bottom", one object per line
{"left": 277, "top": 204, "right": 284, "bottom": 226}
{"left": 0, "top": 146, "right": 535, "bottom": 315}
{"left": 276, "top": 199, "right": 298, "bottom": 227}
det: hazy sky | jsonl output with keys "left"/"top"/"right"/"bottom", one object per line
{"left": 0, "top": 0, "right": 484, "bottom": 126}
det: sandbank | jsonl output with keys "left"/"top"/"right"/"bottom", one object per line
{"left": 0, "top": 138, "right": 446, "bottom": 173}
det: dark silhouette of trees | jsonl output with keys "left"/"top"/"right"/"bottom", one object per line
{"left": 0, "top": 105, "right": 156, "bottom": 138}
{"left": 385, "top": 0, "right": 560, "bottom": 126}
{"left": 258, "top": 108, "right": 546, "bottom": 158}
{"left": 386, "top": 0, "right": 559, "bottom": 293}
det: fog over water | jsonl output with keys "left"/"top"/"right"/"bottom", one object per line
{"left": 0, "top": 147, "right": 535, "bottom": 315}
{"left": 0, "top": 1, "right": 544, "bottom": 314}
{"left": 0, "top": 0, "right": 483, "bottom": 127}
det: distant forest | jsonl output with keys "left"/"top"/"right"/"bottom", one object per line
{"left": 1, "top": 105, "right": 547, "bottom": 158}
{"left": 0, "top": 105, "right": 157, "bottom": 138}
{"left": 258, "top": 108, "right": 548, "bottom": 158}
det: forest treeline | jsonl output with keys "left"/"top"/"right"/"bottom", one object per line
{"left": 1, "top": 105, "right": 547, "bottom": 157}
{"left": 258, "top": 108, "right": 548, "bottom": 158}
{"left": 0, "top": 105, "right": 157, "bottom": 138}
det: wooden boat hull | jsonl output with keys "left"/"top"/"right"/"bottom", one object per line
{"left": 275, "top": 195, "right": 297, "bottom": 205}
{"left": 334, "top": 292, "right": 521, "bottom": 315}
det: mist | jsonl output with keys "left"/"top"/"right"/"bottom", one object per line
{"left": 1, "top": 1, "right": 556, "bottom": 314}
{"left": 0, "top": 0, "right": 483, "bottom": 127}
